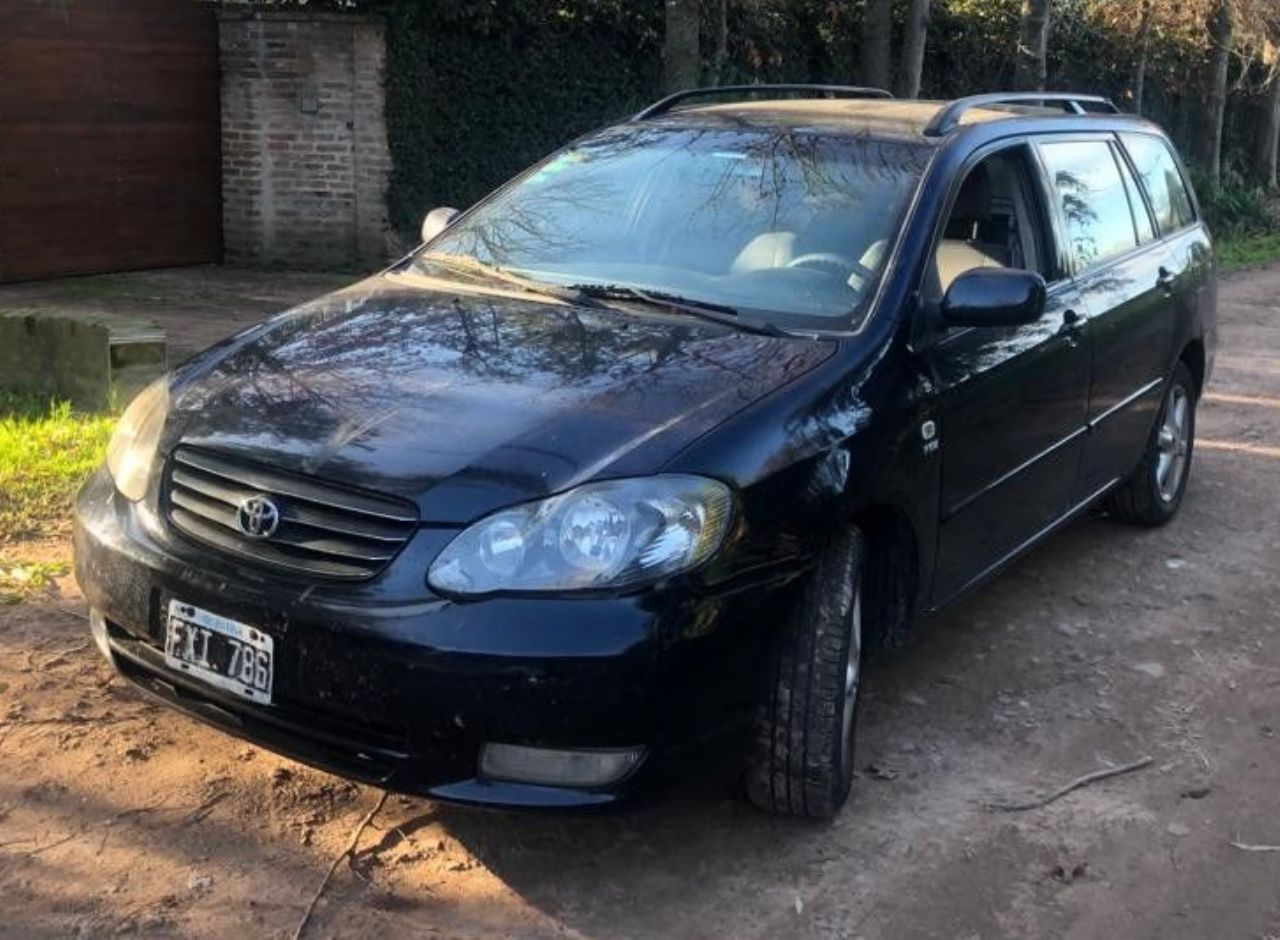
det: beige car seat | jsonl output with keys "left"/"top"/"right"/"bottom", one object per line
{"left": 731, "top": 231, "right": 798, "bottom": 273}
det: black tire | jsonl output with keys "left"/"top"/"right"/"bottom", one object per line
{"left": 1106, "top": 361, "right": 1197, "bottom": 526}
{"left": 745, "top": 527, "right": 865, "bottom": 819}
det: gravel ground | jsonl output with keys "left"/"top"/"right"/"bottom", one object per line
{"left": 0, "top": 264, "right": 1277, "bottom": 939}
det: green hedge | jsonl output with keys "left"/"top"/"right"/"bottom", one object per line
{"left": 380, "top": 0, "right": 662, "bottom": 237}
{"left": 369, "top": 0, "right": 1269, "bottom": 242}
{"left": 1189, "top": 167, "right": 1278, "bottom": 236}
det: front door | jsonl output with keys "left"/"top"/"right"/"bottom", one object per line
{"left": 930, "top": 282, "right": 1091, "bottom": 602}
{"left": 925, "top": 143, "right": 1092, "bottom": 604}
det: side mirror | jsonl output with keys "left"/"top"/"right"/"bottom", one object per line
{"left": 420, "top": 206, "right": 460, "bottom": 245}
{"left": 940, "top": 267, "right": 1047, "bottom": 328}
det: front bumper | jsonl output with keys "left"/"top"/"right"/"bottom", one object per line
{"left": 73, "top": 469, "right": 794, "bottom": 809}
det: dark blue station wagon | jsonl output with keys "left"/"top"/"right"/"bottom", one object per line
{"left": 76, "top": 88, "right": 1215, "bottom": 817}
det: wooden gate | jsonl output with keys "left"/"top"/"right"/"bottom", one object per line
{"left": 0, "top": 0, "right": 221, "bottom": 283}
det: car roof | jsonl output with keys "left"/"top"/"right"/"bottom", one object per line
{"left": 638, "top": 97, "right": 1161, "bottom": 145}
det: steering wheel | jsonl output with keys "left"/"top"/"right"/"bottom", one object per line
{"left": 786, "top": 252, "right": 876, "bottom": 284}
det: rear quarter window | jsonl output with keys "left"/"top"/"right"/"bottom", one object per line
{"left": 1114, "top": 144, "right": 1156, "bottom": 244}
{"left": 1120, "top": 133, "right": 1197, "bottom": 234}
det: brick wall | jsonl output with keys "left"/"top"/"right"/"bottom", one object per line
{"left": 218, "top": 11, "right": 391, "bottom": 270}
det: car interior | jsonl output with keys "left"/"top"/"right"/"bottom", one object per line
{"left": 714, "top": 146, "right": 1051, "bottom": 305}
{"left": 932, "top": 148, "right": 1048, "bottom": 297}
{"left": 628, "top": 150, "right": 906, "bottom": 307}
{"left": 728, "top": 228, "right": 887, "bottom": 290}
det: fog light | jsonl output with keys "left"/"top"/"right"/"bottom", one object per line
{"left": 479, "top": 743, "right": 644, "bottom": 788}
{"left": 88, "top": 609, "right": 113, "bottom": 662}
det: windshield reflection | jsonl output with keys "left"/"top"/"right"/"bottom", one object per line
{"left": 416, "top": 123, "right": 931, "bottom": 330}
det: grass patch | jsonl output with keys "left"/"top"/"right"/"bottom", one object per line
{"left": 0, "top": 559, "right": 70, "bottom": 605}
{"left": 0, "top": 390, "right": 116, "bottom": 542}
{"left": 1217, "top": 232, "right": 1280, "bottom": 272}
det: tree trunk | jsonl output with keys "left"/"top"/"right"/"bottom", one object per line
{"left": 1013, "top": 0, "right": 1051, "bottom": 92}
{"left": 1133, "top": 0, "right": 1155, "bottom": 114}
{"left": 860, "top": 0, "right": 894, "bottom": 90}
{"left": 663, "top": 0, "right": 701, "bottom": 94}
{"left": 896, "top": 0, "right": 932, "bottom": 98}
{"left": 1194, "top": 0, "right": 1235, "bottom": 182}
{"left": 1250, "top": 50, "right": 1280, "bottom": 189}
{"left": 708, "top": 0, "right": 729, "bottom": 85}
{"left": 1171, "top": 50, "right": 1202, "bottom": 154}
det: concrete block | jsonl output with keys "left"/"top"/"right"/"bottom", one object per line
{"left": 0, "top": 310, "right": 166, "bottom": 410}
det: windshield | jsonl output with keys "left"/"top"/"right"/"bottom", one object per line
{"left": 414, "top": 124, "right": 932, "bottom": 331}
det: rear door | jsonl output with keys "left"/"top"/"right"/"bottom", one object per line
{"left": 1119, "top": 132, "right": 1216, "bottom": 369}
{"left": 1035, "top": 137, "right": 1177, "bottom": 499}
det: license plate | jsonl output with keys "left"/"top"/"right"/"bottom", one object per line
{"left": 163, "top": 600, "right": 274, "bottom": 704}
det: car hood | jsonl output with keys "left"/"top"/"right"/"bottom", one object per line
{"left": 164, "top": 274, "right": 836, "bottom": 523}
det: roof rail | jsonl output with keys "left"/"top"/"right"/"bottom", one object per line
{"left": 634, "top": 84, "right": 893, "bottom": 121}
{"left": 923, "top": 92, "right": 1120, "bottom": 137}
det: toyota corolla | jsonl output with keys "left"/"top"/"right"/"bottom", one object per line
{"left": 74, "top": 87, "right": 1214, "bottom": 817}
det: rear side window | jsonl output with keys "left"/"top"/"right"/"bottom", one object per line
{"left": 1120, "top": 133, "right": 1197, "bottom": 234}
{"left": 1038, "top": 140, "right": 1139, "bottom": 270}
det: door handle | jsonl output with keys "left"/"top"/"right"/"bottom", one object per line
{"left": 1058, "top": 308, "right": 1082, "bottom": 344}
{"left": 1157, "top": 266, "right": 1175, "bottom": 289}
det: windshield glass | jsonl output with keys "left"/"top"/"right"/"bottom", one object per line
{"left": 414, "top": 124, "right": 932, "bottom": 330}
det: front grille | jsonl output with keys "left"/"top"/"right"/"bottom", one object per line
{"left": 164, "top": 447, "right": 418, "bottom": 580}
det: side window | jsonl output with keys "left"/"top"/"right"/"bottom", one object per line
{"left": 1120, "top": 133, "right": 1197, "bottom": 234}
{"left": 1039, "top": 140, "right": 1139, "bottom": 270}
{"left": 1114, "top": 143, "right": 1156, "bottom": 244}
{"left": 933, "top": 147, "right": 1049, "bottom": 294}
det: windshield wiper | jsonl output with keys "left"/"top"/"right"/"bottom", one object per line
{"left": 416, "top": 259, "right": 792, "bottom": 335}
{"left": 418, "top": 254, "right": 606, "bottom": 308}
{"left": 568, "top": 284, "right": 790, "bottom": 337}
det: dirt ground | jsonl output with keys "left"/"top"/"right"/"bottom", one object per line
{"left": 1, "top": 264, "right": 1278, "bottom": 939}
{"left": 0, "top": 266, "right": 350, "bottom": 361}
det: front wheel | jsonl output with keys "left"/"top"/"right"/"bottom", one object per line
{"left": 1106, "top": 361, "right": 1197, "bottom": 526}
{"left": 745, "top": 527, "right": 865, "bottom": 819}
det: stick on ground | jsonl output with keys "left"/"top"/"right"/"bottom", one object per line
{"left": 182, "top": 791, "right": 230, "bottom": 826}
{"left": 1230, "top": 840, "right": 1280, "bottom": 853}
{"left": 291, "top": 789, "right": 388, "bottom": 940}
{"left": 987, "top": 755, "right": 1154, "bottom": 812}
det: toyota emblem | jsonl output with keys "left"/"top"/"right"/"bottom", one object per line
{"left": 236, "top": 495, "right": 281, "bottom": 539}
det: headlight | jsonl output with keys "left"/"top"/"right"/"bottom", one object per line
{"left": 428, "top": 476, "right": 733, "bottom": 595}
{"left": 105, "top": 378, "right": 169, "bottom": 501}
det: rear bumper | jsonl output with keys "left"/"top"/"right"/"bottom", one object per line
{"left": 74, "top": 469, "right": 793, "bottom": 809}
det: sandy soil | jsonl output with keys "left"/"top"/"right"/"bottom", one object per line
{"left": 1, "top": 265, "right": 1278, "bottom": 939}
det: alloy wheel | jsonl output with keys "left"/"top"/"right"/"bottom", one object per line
{"left": 1156, "top": 384, "right": 1191, "bottom": 503}
{"left": 839, "top": 583, "right": 863, "bottom": 779}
